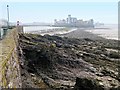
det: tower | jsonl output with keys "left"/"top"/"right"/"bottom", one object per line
{"left": 67, "top": 15, "right": 71, "bottom": 24}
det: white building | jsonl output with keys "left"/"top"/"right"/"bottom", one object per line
{"left": 54, "top": 15, "right": 94, "bottom": 28}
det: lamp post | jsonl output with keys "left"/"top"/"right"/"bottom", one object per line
{"left": 3, "top": 5, "right": 9, "bottom": 36}
{"left": 7, "top": 5, "right": 9, "bottom": 29}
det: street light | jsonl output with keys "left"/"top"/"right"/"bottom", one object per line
{"left": 3, "top": 5, "right": 9, "bottom": 36}
{"left": 7, "top": 5, "right": 9, "bottom": 29}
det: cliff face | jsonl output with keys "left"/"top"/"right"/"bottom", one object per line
{"left": 18, "top": 33, "right": 120, "bottom": 89}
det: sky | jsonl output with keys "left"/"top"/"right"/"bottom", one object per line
{"left": 0, "top": 2, "right": 118, "bottom": 24}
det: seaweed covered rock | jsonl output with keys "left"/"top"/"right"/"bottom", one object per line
{"left": 18, "top": 33, "right": 120, "bottom": 89}
{"left": 74, "top": 77, "right": 104, "bottom": 90}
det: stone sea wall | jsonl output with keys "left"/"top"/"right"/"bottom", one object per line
{"left": 0, "top": 27, "right": 23, "bottom": 88}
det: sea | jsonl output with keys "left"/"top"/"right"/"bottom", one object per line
{"left": 85, "top": 24, "right": 118, "bottom": 40}
{"left": 23, "top": 26, "right": 77, "bottom": 36}
{"left": 0, "top": 24, "right": 117, "bottom": 40}
{"left": 23, "top": 24, "right": 118, "bottom": 40}
{"left": 23, "top": 26, "right": 64, "bottom": 33}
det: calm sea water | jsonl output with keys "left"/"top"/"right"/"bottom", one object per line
{"left": 86, "top": 24, "right": 118, "bottom": 40}
{"left": 23, "top": 26, "right": 65, "bottom": 33}
{"left": 23, "top": 26, "right": 77, "bottom": 35}
{"left": 24, "top": 25, "right": 118, "bottom": 40}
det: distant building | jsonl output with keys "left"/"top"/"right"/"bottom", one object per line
{"left": 95, "top": 22, "right": 104, "bottom": 26}
{"left": 54, "top": 15, "right": 94, "bottom": 28}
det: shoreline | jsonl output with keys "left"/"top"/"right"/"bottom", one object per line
{"left": 58, "top": 28, "right": 105, "bottom": 40}
{"left": 58, "top": 28, "right": 119, "bottom": 41}
{"left": 24, "top": 27, "right": 104, "bottom": 40}
{"left": 24, "top": 26, "right": 118, "bottom": 41}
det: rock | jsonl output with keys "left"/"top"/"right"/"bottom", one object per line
{"left": 74, "top": 77, "right": 104, "bottom": 90}
{"left": 101, "top": 68, "right": 117, "bottom": 79}
{"left": 18, "top": 33, "right": 120, "bottom": 89}
{"left": 96, "top": 73, "right": 104, "bottom": 77}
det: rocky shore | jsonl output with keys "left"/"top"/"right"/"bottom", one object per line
{"left": 18, "top": 29, "right": 120, "bottom": 89}
{"left": 58, "top": 28, "right": 105, "bottom": 40}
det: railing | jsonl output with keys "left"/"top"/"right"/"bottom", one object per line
{"left": 0, "top": 26, "right": 16, "bottom": 40}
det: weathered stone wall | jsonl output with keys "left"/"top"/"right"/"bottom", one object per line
{"left": 2, "top": 45, "right": 22, "bottom": 88}
{"left": 0, "top": 27, "right": 23, "bottom": 88}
